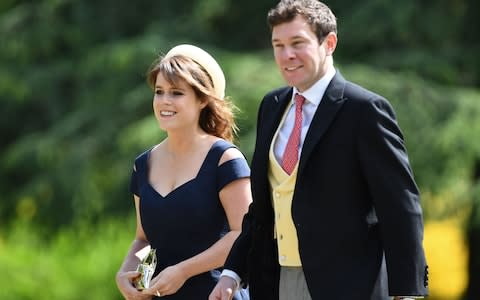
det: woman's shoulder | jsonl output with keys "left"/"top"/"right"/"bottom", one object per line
{"left": 210, "top": 138, "right": 247, "bottom": 165}
{"left": 132, "top": 145, "right": 158, "bottom": 170}
{"left": 134, "top": 145, "right": 157, "bottom": 160}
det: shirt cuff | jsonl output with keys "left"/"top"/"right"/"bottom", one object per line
{"left": 220, "top": 269, "right": 241, "bottom": 290}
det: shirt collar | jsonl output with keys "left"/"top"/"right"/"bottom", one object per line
{"left": 292, "top": 65, "right": 336, "bottom": 106}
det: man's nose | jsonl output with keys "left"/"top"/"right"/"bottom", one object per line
{"left": 281, "top": 47, "right": 296, "bottom": 60}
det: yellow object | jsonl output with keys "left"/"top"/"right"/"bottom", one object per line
{"left": 268, "top": 132, "right": 302, "bottom": 266}
{"left": 423, "top": 219, "right": 468, "bottom": 299}
{"left": 164, "top": 44, "right": 226, "bottom": 99}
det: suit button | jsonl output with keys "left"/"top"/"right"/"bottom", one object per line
{"left": 423, "top": 265, "right": 429, "bottom": 287}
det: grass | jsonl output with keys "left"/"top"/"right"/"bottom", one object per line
{"left": 0, "top": 213, "right": 470, "bottom": 299}
{"left": 0, "top": 217, "right": 134, "bottom": 300}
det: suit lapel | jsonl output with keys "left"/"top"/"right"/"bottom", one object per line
{"left": 298, "top": 72, "right": 347, "bottom": 176}
{"left": 256, "top": 88, "right": 293, "bottom": 167}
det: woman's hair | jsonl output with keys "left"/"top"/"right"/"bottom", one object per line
{"left": 267, "top": 0, "right": 337, "bottom": 43}
{"left": 146, "top": 54, "right": 238, "bottom": 142}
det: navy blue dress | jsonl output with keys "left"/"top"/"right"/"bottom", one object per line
{"left": 130, "top": 140, "right": 250, "bottom": 299}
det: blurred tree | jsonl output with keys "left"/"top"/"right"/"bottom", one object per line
{"left": 1, "top": 2, "right": 480, "bottom": 299}
{"left": 329, "top": 0, "right": 480, "bottom": 86}
{"left": 1, "top": 0, "right": 480, "bottom": 231}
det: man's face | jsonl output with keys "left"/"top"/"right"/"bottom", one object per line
{"left": 271, "top": 16, "right": 330, "bottom": 92}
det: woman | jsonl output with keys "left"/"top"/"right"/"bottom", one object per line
{"left": 116, "top": 44, "right": 251, "bottom": 299}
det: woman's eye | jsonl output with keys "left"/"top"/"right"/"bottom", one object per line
{"left": 172, "top": 91, "right": 184, "bottom": 96}
{"left": 155, "top": 90, "right": 164, "bottom": 95}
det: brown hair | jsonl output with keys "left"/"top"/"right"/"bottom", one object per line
{"left": 147, "top": 54, "right": 238, "bottom": 142}
{"left": 267, "top": 0, "right": 337, "bottom": 42}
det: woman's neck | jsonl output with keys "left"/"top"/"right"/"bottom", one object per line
{"left": 163, "top": 131, "right": 210, "bottom": 156}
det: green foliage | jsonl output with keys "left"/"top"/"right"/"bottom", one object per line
{"left": 0, "top": 0, "right": 479, "bottom": 266}
{"left": 0, "top": 218, "right": 134, "bottom": 300}
{"left": 222, "top": 50, "right": 283, "bottom": 155}
{"left": 344, "top": 65, "right": 480, "bottom": 218}
{"left": 1, "top": 0, "right": 480, "bottom": 298}
{"left": 329, "top": 0, "right": 480, "bottom": 86}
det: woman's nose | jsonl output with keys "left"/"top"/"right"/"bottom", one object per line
{"left": 155, "top": 94, "right": 172, "bottom": 104}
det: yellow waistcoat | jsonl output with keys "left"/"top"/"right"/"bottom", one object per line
{"left": 268, "top": 130, "right": 302, "bottom": 267}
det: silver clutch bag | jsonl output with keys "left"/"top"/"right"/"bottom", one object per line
{"left": 134, "top": 247, "right": 157, "bottom": 290}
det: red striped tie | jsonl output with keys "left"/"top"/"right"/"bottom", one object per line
{"left": 281, "top": 93, "right": 306, "bottom": 174}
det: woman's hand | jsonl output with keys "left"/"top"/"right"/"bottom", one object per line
{"left": 145, "top": 264, "right": 188, "bottom": 297}
{"left": 116, "top": 270, "right": 152, "bottom": 300}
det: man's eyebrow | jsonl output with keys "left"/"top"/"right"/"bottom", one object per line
{"left": 272, "top": 35, "right": 305, "bottom": 42}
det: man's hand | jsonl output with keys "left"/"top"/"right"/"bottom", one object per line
{"left": 209, "top": 276, "right": 238, "bottom": 300}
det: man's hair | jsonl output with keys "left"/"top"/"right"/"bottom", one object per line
{"left": 267, "top": 0, "right": 337, "bottom": 42}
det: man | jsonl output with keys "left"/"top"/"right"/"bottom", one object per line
{"left": 210, "top": 0, "right": 428, "bottom": 299}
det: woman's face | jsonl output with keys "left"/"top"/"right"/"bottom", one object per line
{"left": 152, "top": 73, "right": 206, "bottom": 133}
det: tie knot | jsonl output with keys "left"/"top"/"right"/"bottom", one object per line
{"left": 294, "top": 93, "right": 305, "bottom": 107}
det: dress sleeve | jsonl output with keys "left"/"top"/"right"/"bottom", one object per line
{"left": 216, "top": 157, "right": 250, "bottom": 192}
{"left": 128, "top": 149, "right": 150, "bottom": 197}
{"left": 129, "top": 166, "right": 140, "bottom": 197}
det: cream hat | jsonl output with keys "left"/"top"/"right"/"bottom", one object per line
{"left": 164, "top": 44, "right": 226, "bottom": 99}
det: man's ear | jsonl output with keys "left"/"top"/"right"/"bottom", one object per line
{"left": 324, "top": 32, "right": 337, "bottom": 56}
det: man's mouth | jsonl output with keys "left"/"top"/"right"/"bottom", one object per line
{"left": 285, "top": 66, "right": 302, "bottom": 71}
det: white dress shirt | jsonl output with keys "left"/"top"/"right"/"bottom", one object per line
{"left": 273, "top": 66, "right": 336, "bottom": 163}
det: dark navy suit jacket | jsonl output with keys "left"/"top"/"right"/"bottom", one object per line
{"left": 224, "top": 71, "right": 429, "bottom": 299}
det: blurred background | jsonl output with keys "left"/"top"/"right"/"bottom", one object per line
{"left": 1, "top": 0, "right": 479, "bottom": 299}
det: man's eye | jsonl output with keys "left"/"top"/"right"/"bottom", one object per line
{"left": 292, "top": 41, "right": 303, "bottom": 47}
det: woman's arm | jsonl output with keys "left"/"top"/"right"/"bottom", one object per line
{"left": 116, "top": 196, "right": 152, "bottom": 300}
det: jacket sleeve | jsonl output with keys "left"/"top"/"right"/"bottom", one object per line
{"left": 223, "top": 95, "right": 270, "bottom": 285}
{"left": 356, "top": 95, "right": 429, "bottom": 296}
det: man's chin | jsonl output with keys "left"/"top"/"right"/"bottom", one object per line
{"left": 284, "top": 77, "right": 301, "bottom": 88}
